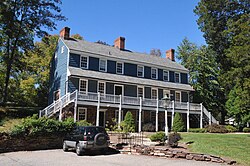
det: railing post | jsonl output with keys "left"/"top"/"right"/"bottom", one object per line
{"left": 187, "top": 102, "right": 190, "bottom": 132}
{"left": 45, "top": 109, "right": 48, "bottom": 117}
{"left": 156, "top": 99, "right": 159, "bottom": 132}
{"left": 73, "top": 90, "right": 78, "bottom": 122}
{"left": 200, "top": 103, "right": 203, "bottom": 129}
{"left": 139, "top": 97, "right": 142, "bottom": 132}
{"left": 53, "top": 100, "right": 55, "bottom": 114}
{"left": 171, "top": 100, "right": 175, "bottom": 129}
{"left": 96, "top": 92, "right": 100, "bottom": 126}
{"left": 118, "top": 95, "right": 122, "bottom": 129}
{"left": 209, "top": 112, "right": 212, "bottom": 125}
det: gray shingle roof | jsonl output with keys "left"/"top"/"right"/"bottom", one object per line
{"left": 62, "top": 38, "right": 188, "bottom": 72}
{"left": 69, "top": 67, "right": 194, "bottom": 91}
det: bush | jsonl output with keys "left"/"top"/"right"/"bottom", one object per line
{"left": 225, "top": 125, "right": 237, "bottom": 133}
{"left": 188, "top": 128, "right": 207, "bottom": 133}
{"left": 206, "top": 124, "right": 228, "bottom": 133}
{"left": 76, "top": 120, "right": 92, "bottom": 126}
{"left": 143, "top": 123, "right": 155, "bottom": 132}
{"left": 149, "top": 131, "right": 166, "bottom": 142}
{"left": 120, "top": 111, "right": 135, "bottom": 133}
{"left": 243, "top": 127, "right": 250, "bottom": 133}
{"left": 168, "top": 132, "right": 182, "bottom": 147}
{"left": 172, "top": 112, "right": 185, "bottom": 132}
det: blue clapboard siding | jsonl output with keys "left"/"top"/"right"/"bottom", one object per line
{"left": 89, "top": 57, "right": 99, "bottom": 71}
{"left": 124, "top": 85, "right": 137, "bottom": 97}
{"left": 69, "top": 53, "right": 80, "bottom": 67}
{"left": 158, "top": 69, "right": 163, "bottom": 81}
{"left": 88, "top": 80, "right": 97, "bottom": 93}
{"left": 124, "top": 63, "right": 137, "bottom": 77}
{"left": 107, "top": 60, "right": 116, "bottom": 74}
{"left": 170, "top": 90, "right": 175, "bottom": 101}
{"left": 144, "top": 66, "right": 151, "bottom": 79}
{"left": 181, "top": 73, "right": 188, "bottom": 84}
{"left": 169, "top": 71, "right": 174, "bottom": 82}
{"left": 145, "top": 87, "right": 151, "bottom": 99}
{"left": 158, "top": 88, "right": 163, "bottom": 100}
{"left": 68, "top": 77, "right": 79, "bottom": 93}
{"left": 181, "top": 92, "right": 188, "bottom": 102}
{"left": 106, "top": 82, "right": 114, "bottom": 94}
{"left": 48, "top": 39, "right": 68, "bottom": 104}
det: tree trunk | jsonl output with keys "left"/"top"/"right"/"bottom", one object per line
{"left": 2, "top": 60, "right": 12, "bottom": 106}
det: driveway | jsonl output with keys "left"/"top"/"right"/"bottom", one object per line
{"left": 0, "top": 149, "right": 225, "bottom": 166}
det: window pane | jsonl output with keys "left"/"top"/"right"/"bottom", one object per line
{"left": 151, "top": 68, "right": 157, "bottom": 79}
{"left": 98, "top": 82, "right": 105, "bottom": 95}
{"left": 117, "top": 62, "right": 123, "bottom": 74}
{"left": 79, "top": 108, "right": 87, "bottom": 120}
{"left": 163, "top": 70, "right": 168, "bottom": 81}
{"left": 137, "top": 66, "right": 143, "bottom": 77}
{"left": 175, "top": 73, "right": 180, "bottom": 83}
{"left": 152, "top": 89, "right": 157, "bottom": 99}
{"left": 80, "top": 80, "right": 87, "bottom": 93}
{"left": 81, "top": 56, "right": 88, "bottom": 69}
{"left": 138, "top": 87, "right": 143, "bottom": 98}
{"left": 175, "top": 92, "right": 181, "bottom": 102}
{"left": 99, "top": 59, "right": 106, "bottom": 72}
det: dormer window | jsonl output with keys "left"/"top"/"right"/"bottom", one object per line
{"left": 116, "top": 62, "right": 123, "bottom": 74}
{"left": 151, "top": 68, "right": 157, "bottom": 79}
{"left": 163, "top": 70, "right": 169, "bottom": 81}
{"left": 80, "top": 56, "right": 88, "bottom": 69}
{"left": 99, "top": 59, "right": 107, "bottom": 72}
{"left": 175, "top": 72, "right": 180, "bottom": 83}
{"left": 137, "top": 65, "right": 144, "bottom": 77}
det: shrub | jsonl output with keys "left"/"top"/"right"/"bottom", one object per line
{"left": 76, "top": 120, "right": 92, "bottom": 126}
{"left": 225, "top": 125, "right": 237, "bottom": 133}
{"left": 149, "top": 131, "right": 166, "bottom": 142}
{"left": 188, "top": 128, "right": 207, "bottom": 133}
{"left": 243, "top": 127, "right": 250, "bottom": 133}
{"left": 168, "top": 132, "right": 182, "bottom": 147}
{"left": 120, "top": 111, "right": 135, "bottom": 133}
{"left": 206, "top": 124, "right": 228, "bottom": 133}
{"left": 143, "top": 123, "right": 155, "bottom": 132}
{"left": 172, "top": 112, "right": 185, "bottom": 132}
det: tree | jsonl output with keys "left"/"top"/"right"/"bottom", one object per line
{"left": 0, "top": 0, "right": 66, "bottom": 105}
{"left": 121, "top": 111, "right": 135, "bottom": 133}
{"left": 71, "top": 34, "right": 83, "bottom": 40}
{"left": 172, "top": 112, "right": 185, "bottom": 132}
{"left": 150, "top": 48, "right": 162, "bottom": 57}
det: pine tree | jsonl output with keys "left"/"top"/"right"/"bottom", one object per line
{"left": 121, "top": 111, "right": 135, "bottom": 133}
{"left": 172, "top": 112, "right": 185, "bottom": 132}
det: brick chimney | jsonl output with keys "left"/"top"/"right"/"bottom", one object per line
{"left": 114, "top": 37, "right": 125, "bottom": 50}
{"left": 60, "top": 27, "right": 70, "bottom": 39}
{"left": 166, "top": 49, "right": 175, "bottom": 61}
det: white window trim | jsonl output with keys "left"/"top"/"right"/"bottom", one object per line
{"left": 116, "top": 62, "right": 124, "bottom": 74}
{"left": 137, "top": 86, "right": 144, "bottom": 98}
{"left": 163, "top": 70, "right": 169, "bottom": 81}
{"left": 137, "top": 65, "right": 144, "bottom": 77}
{"left": 175, "top": 91, "right": 181, "bottom": 102}
{"left": 151, "top": 68, "right": 158, "bottom": 79}
{"left": 151, "top": 88, "right": 158, "bottom": 99}
{"left": 80, "top": 55, "right": 89, "bottom": 69}
{"left": 175, "top": 72, "right": 180, "bottom": 83}
{"left": 79, "top": 79, "right": 88, "bottom": 94}
{"left": 99, "top": 59, "right": 107, "bottom": 72}
{"left": 98, "top": 81, "right": 106, "bottom": 95}
{"left": 78, "top": 107, "right": 87, "bottom": 121}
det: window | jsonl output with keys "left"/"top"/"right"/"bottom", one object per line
{"left": 137, "top": 65, "right": 144, "bottom": 77}
{"left": 80, "top": 56, "right": 88, "bottom": 69}
{"left": 175, "top": 72, "right": 180, "bottom": 83}
{"left": 78, "top": 108, "right": 87, "bottom": 121}
{"left": 137, "top": 87, "right": 144, "bottom": 98}
{"left": 116, "top": 62, "right": 123, "bottom": 74}
{"left": 99, "top": 59, "right": 107, "bottom": 72}
{"left": 115, "top": 110, "right": 124, "bottom": 123}
{"left": 151, "top": 68, "right": 157, "bottom": 79}
{"left": 150, "top": 111, "right": 156, "bottom": 121}
{"left": 61, "top": 46, "right": 64, "bottom": 53}
{"left": 152, "top": 88, "right": 158, "bottom": 99}
{"left": 175, "top": 92, "right": 181, "bottom": 102}
{"left": 98, "top": 82, "right": 105, "bottom": 95}
{"left": 79, "top": 80, "right": 87, "bottom": 94}
{"left": 163, "top": 70, "right": 169, "bottom": 81}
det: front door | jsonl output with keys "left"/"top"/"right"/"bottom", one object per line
{"left": 115, "top": 85, "right": 123, "bottom": 96}
{"left": 99, "top": 111, "right": 105, "bottom": 127}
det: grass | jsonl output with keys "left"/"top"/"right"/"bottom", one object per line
{"left": 0, "top": 117, "right": 22, "bottom": 132}
{"left": 180, "top": 133, "right": 250, "bottom": 166}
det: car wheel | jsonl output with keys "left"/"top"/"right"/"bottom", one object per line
{"left": 63, "top": 141, "right": 68, "bottom": 152}
{"left": 94, "top": 133, "right": 107, "bottom": 146}
{"left": 76, "top": 143, "right": 83, "bottom": 156}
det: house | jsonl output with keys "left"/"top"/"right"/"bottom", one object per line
{"left": 40, "top": 27, "right": 218, "bottom": 132}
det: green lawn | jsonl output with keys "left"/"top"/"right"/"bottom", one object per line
{"left": 180, "top": 133, "right": 250, "bottom": 166}
{"left": 0, "top": 118, "right": 22, "bottom": 132}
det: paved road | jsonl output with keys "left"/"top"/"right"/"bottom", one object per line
{"left": 0, "top": 149, "right": 225, "bottom": 166}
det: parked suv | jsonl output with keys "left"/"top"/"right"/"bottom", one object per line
{"left": 63, "top": 126, "right": 110, "bottom": 155}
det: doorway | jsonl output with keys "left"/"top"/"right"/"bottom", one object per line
{"left": 99, "top": 111, "right": 105, "bottom": 127}
{"left": 114, "top": 85, "right": 123, "bottom": 96}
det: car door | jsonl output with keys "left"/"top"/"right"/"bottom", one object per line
{"left": 66, "top": 127, "right": 78, "bottom": 147}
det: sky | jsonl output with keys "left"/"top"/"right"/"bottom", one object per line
{"left": 49, "top": 0, "right": 205, "bottom": 55}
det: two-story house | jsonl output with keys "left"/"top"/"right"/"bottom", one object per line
{"left": 40, "top": 27, "right": 218, "bottom": 132}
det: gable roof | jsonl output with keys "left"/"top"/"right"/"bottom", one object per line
{"left": 62, "top": 38, "right": 188, "bottom": 72}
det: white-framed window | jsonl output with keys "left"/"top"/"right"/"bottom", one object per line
{"left": 151, "top": 88, "right": 158, "bottom": 99}
{"left": 175, "top": 72, "right": 180, "bottom": 83}
{"left": 137, "top": 65, "right": 144, "bottom": 77}
{"left": 151, "top": 68, "right": 157, "bottom": 79}
{"left": 115, "top": 110, "right": 124, "bottom": 123}
{"left": 78, "top": 107, "right": 87, "bottom": 121}
{"left": 175, "top": 91, "right": 181, "bottom": 102}
{"left": 79, "top": 79, "right": 87, "bottom": 94}
{"left": 80, "top": 56, "right": 88, "bottom": 69}
{"left": 163, "top": 70, "right": 169, "bottom": 81}
{"left": 150, "top": 111, "right": 156, "bottom": 121}
{"left": 98, "top": 82, "right": 105, "bottom": 95}
{"left": 61, "top": 46, "right": 64, "bottom": 54}
{"left": 99, "top": 59, "right": 107, "bottom": 72}
{"left": 137, "top": 86, "right": 144, "bottom": 98}
{"left": 116, "top": 62, "right": 123, "bottom": 74}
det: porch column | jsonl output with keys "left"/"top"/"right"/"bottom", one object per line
{"left": 139, "top": 97, "right": 142, "bottom": 132}
{"left": 118, "top": 95, "right": 122, "bottom": 129}
{"left": 156, "top": 99, "right": 159, "bottom": 132}
{"left": 96, "top": 92, "right": 100, "bottom": 126}
{"left": 165, "top": 108, "right": 168, "bottom": 136}
{"left": 209, "top": 112, "right": 212, "bottom": 125}
{"left": 200, "top": 103, "right": 203, "bottom": 128}
{"left": 73, "top": 90, "right": 78, "bottom": 122}
{"left": 171, "top": 100, "right": 175, "bottom": 128}
{"left": 187, "top": 102, "right": 190, "bottom": 131}
{"left": 59, "top": 99, "right": 62, "bottom": 121}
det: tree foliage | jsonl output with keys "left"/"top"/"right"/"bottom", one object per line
{"left": 121, "top": 111, "right": 135, "bottom": 133}
{"left": 150, "top": 48, "right": 162, "bottom": 57}
{"left": 172, "top": 112, "right": 185, "bottom": 132}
